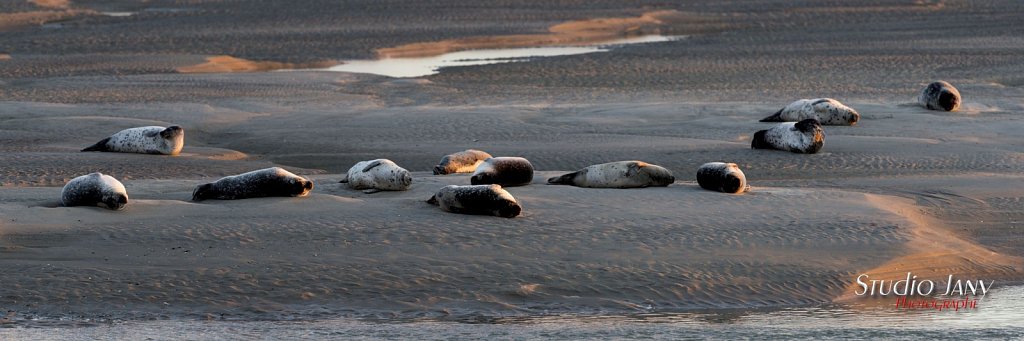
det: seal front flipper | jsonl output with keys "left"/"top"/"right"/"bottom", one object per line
{"left": 81, "top": 137, "right": 111, "bottom": 152}
{"left": 625, "top": 162, "right": 645, "bottom": 177}
{"left": 362, "top": 188, "right": 382, "bottom": 194}
{"left": 759, "top": 108, "right": 784, "bottom": 122}
{"left": 361, "top": 160, "right": 383, "bottom": 172}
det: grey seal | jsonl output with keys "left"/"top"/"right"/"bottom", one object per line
{"left": 696, "top": 162, "right": 749, "bottom": 194}
{"left": 918, "top": 81, "right": 961, "bottom": 112}
{"left": 426, "top": 184, "right": 522, "bottom": 218}
{"left": 61, "top": 172, "right": 129, "bottom": 210}
{"left": 433, "top": 149, "right": 493, "bottom": 175}
{"left": 339, "top": 159, "right": 412, "bottom": 193}
{"left": 751, "top": 119, "right": 824, "bottom": 154}
{"left": 192, "top": 167, "right": 314, "bottom": 201}
{"left": 760, "top": 98, "right": 859, "bottom": 126}
{"left": 547, "top": 161, "right": 674, "bottom": 188}
{"left": 470, "top": 157, "right": 534, "bottom": 187}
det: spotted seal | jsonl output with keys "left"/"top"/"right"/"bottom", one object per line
{"left": 192, "top": 167, "right": 314, "bottom": 201}
{"left": 82, "top": 125, "right": 184, "bottom": 155}
{"left": 426, "top": 184, "right": 522, "bottom": 218}
{"left": 751, "top": 118, "right": 824, "bottom": 154}
{"left": 339, "top": 159, "right": 412, "bottom": 193}
{"left": 760, "top": 98, "right": 859, "bottom": 126}
{"left": 61, "top": 172, "right": 129, "bottom": 210}
{"left": 547, "top": 161, "right": 674, "bottom": 188}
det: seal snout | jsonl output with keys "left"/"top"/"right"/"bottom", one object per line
{"left": 939, "top": 92, "right": 959, "bottom": 111}
{"left": 498, "top": 203, "right": 522, "bottom": 218}
{"left": 161, "top": 125, "right": 185, "bottom": 138}
{"left": 751, "top": 130, "right": 769, "bottom": 149}
{"left": 848, "top": 111, "right": 860, "bottom": 125}
{"left": 106, "top": 194, "right": 129, "bottom": 210}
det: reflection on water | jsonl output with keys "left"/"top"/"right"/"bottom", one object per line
{"left": 320, "top": 35, "right": 684, "bottom": 78}
{"left": 2, "top": 285, "right": 1021, "bottom": 339}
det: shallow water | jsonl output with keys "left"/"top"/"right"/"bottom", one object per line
{"left": 3, "top": 285, "right": 1021, "bottom": 339}
{"left": 320, "top": 35, "right": 684, "bottom": 78}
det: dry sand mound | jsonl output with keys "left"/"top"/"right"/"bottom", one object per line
{"left": 376, "top": 10, "right": 722, "bottom": 58}
{"left": 177, "top": 56, "right": 337, "bottom": 74}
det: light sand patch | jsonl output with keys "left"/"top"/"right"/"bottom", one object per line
{"left": 376, "top": 10, "right": 713, "bottom": 58}
{"left": 29, "top": 0, "right": 71, "bottom": 9}
{"left": 176, "top": 55, "right": 337, "bottom": 73}
{"left": 836, "top": 194, "right": 1024, "bottom": 302}
{"left": 0, "top": 9, "right": 96, "bottom": 31}
{"left": 0, "top": 54, "right": 10, "bottom": 60}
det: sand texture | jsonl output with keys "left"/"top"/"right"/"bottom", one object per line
{"left": 0, "top": 0, "right": 1022, "bottom": 324}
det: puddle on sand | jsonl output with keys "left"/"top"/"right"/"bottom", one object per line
{"left": 317, "top": 35, "right": 684, "bottom": 78}
{"left": 101, "top": 12, "right": 135, "bottom": 17}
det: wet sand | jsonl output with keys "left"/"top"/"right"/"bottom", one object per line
{"left": 1, "top": 0, "right": 1023, "bottom": 324}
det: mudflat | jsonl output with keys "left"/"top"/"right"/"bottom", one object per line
{"left": 0, "top": 0, "right": 1022, "bottom": 323}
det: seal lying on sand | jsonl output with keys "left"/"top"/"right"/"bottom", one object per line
{"left": 340, "top": 159, "right": 412, "bottom": 193}
{"left": 82, "top": 125, "right": 184, "bottom": 155}
{"left": 192, "top": 167, "right": 313, "bottom": 201}
{"left": 752, "top": 119, "right": 824, "bottom": 154}
{"left": 470, "top": 157, "right": 534, "bottom": 187}
{"left": 433, "top": 149, "right": 492, "bottom": 175}
{"left": 547, "top": 161, "right": 674, "bottom": 188}
{"left": 61, "top": 172, "right": 129, "bottom": 210}
{"left": 760, "top": 98, "right": 859, "bottom": 126}
{"left": 918, "top": 80, "right": 961, "bottom": 112}
{"left": 426, "top": 184, "right": 522, "bottom": 218}
{"left": 696, "top": 162, "right": 749, "bottom": 194}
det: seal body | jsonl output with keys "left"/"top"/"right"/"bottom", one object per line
{"left": 339, "top": 159, "right": 412, "bottom": 193}
{"left": 470, "top": 157, "right": 534, "bottom": 187}
{"left": 547, "top": 161, "right": 675, "bottom": 188}
{"left": 433, "top": 149, "right": 492, "bottom": 175}
{"left": 760, "top": 98, "right": 859, "bottom": 125}
{"left": 918, "top": 81, "right": 961, "bottom": 112}
{"left": 82, "top": 126, "right": 184, "bottom": 155}
{"left": 192, "top": 167, "right": 314, "bottom": 201}
{"left": 61, "top": 172, "right": 128, "bottom": 210}
{"left": 751, "top": 119, "right": 824, "bottom": 154}
{"left": 426, "top": 184, "right": 521, "bottom": 218}
{"left": 696, "top": 162, "right": 749, "bottom": 194}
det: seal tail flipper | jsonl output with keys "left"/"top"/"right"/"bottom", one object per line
{"left": 339, "top": 174, "right": 349, "bottom": 183}
{"left": 81, "top": 137, "right": 111, "bottom": 152}
{"left": 426, "top": 195, "right": 438, "bottom": 205}
{"left": 546, "top": 172, "right": 576, "bottom": 185}
{"left": 759, "top": 109, "right": 784, "bottom": 122}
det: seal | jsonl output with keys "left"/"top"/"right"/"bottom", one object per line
{"left": 61, "top": 172, "right": 129, "bottom": 210}
{"left": 433, "top": 149, "right": 493, "bottom": 175}
{"left": 760, "top": 98, "right": 859, "bottom": 125}
{"left": 339, "top": 159, "right": 412, "bottom": 193}
{"left": 470, "top": 157, "right": 534, "bottom": 187}
{"left": 547, "top": 161, "right": 675, "bottom": 188}
{"left": 82, "top": 125, "right": 184, "bottom": 155}
{"left": 696, "top": 162, "right": 749, "bottom": 194}
{"left": 192, "top": 167, "right": 314, "bottom": 201}
{"left": 918, "top": 80, "right": 961, "bottom": 112}
{"left": 426, "top": 184, "right": 522, "bottom": 218}
{"left": 751, "top": 118, "right": 824, "bottom": 154}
